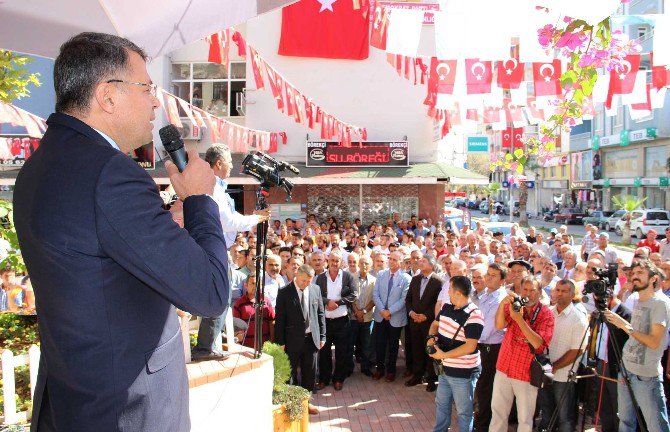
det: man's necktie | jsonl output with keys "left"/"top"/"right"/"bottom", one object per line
{"left": 385, "top": 273, "right": 394, "bottom": 309}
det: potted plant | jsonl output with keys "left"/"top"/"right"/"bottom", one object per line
{"left": 262, "top": 342, "right": 310, "bottom": 432}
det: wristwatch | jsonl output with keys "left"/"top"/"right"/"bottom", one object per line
{"left": 425, "top": 334, "right": 438, "bottom": 344}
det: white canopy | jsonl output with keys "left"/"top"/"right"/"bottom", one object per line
{"left": 0, "top": 0, "right": 296, "bottom": 59}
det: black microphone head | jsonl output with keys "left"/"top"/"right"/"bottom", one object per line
{"left": 159, "top": 124, "right": 183, "bottom": 152}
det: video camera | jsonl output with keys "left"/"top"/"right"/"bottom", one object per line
{"left": 512, "top": 296, "right": 529, "bottom": 312}
{"left": 241, "top": 151, "right": 299, "bottom": 198}
{"left": 583, "top": 263, "right": 618, "bottom": 311}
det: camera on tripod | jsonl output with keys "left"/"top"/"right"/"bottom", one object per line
{"left": 582, "top": 263, "right": 617, "bottom": 311}
{"left": 241, "top": 151, "right": 299, "bottom": 198}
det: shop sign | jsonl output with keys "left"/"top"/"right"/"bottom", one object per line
{"left": 502, "top": 180, "right": 510, "bottom": 188}
{"left": 572, "top": 181, "right": 592, "bottom": 189}
{"left": 599, "top": 128, "right": 657, "bottom": 148}
{"left": 375, "top": 2, "right": 440, "bottom": 25}
{"left": 634, "top": 177, "right": 642, "bottom": 187}
{"left": 661, "top": 177, "right": 669, "bottom": 187}
{"left": 542, "top": 180, "right": 568, "bottom": 189}
{"left": 603, "top": 178, "right": 610, "bottom": 188}
{"left": 306, "top": 141, "right": 409, "bottom": 167}
{"left": 0, "top": 135, "right": 41, "bottom": 166}
{"left": 467, "top": 136, "right": 489, "bottom": 153}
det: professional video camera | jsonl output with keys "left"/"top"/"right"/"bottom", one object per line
{"left": 583, "top": 263, "right": 618, "bottom": 311}
{"left": 241, "top": 151, "right": 299, "bottom": 198}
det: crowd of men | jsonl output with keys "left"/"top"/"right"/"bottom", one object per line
{"left": 174, "top": 142, "right": 670, "bottom": 430}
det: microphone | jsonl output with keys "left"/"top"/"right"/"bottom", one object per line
{"left": 159, "top": 124, "right": 188, "bottom": 172}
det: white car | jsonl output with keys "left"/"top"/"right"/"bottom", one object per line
{"left": 614, "top": 209, "right": 670, "bottom": 238}
{"left": 483, "top": 222, "right": 515, "bottom": 236}
{"left": 603, "top": 209, "right": 627, "bottom": 232}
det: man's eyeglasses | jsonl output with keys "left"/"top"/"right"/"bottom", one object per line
{"left": 106, "top": 79, "right": 157, "bottom": 96}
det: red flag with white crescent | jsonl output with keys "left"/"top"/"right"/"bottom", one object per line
{"left": 496, "top": 56, "right": 524, "bottom": 89}
{"left": 483, "top": 106, "right": 501, "bottom": 124}
{"left": 608, "top": 54, "right": 641, "bottom": 95}
{"left": 532, "top": 60, "right": 562, "bottom": 97}
{"left": 503, "top": 99, "right": 524, "bottom": 125}
{"left": 206, "top": 33, "right": 221, "bottom": 64}
{"left": 525, "top": 97, "right": 546, "bottom": 123}
{"left": 650, "top": 52, "right": 670, "bottom": 89}
{"left": 370, "top": 1, "right": 389, "bottom": 50}
{"left": 430, "top": 58, "right": 457, "bottom": 95}
{"left": 465, "top": 59, "right": 493, "bottom": 95}
{"left": 631, "top": 83, "right": 652, "bottom": 111}
{"left": 502, "top": 127, "right": 513, "bottom": 148}
{"left": 249, "top": 48, "right": 265, "bottom": 90}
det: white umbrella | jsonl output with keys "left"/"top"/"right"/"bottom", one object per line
{"left": 0, "top": 0, "right": 296, "bottom": 59}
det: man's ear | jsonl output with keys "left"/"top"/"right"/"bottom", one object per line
{"left": 94, "top": 82, "right": 117, "bottom": 114}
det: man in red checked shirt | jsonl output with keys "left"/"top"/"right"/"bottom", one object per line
{"left": 489, "top": 276, "right": 555, "bottom": 432}
{"left": 637, "top": 229, "right": 662, "bottom": 253}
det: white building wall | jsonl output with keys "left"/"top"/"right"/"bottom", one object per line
{"left": 163, "top": 10, "right": 439, "bottom": 164}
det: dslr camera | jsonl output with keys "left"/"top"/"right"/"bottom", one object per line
{"left": 583, "top": 263, "right": 617, "bottom": 311}
{"left": 512, "top": 296, "right": 529, "bottom": 312}
{"left": 241, "top": 151, "right": 299, "bottom": 198}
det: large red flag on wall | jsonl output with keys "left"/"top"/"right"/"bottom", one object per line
{"left": 279, "top": 0, "right": 369, "bottom": 60}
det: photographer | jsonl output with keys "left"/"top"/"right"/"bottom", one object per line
{"left": 489, "top": 277, "right": 555, "bottom": 432}
{"left": 538, "top": 279, "right": 589, "bottom": 432}
{"left": 604, "top": 259, "right": 670, "bottom": 432}
{"left": 426, "top": 276, "right": 484, "bottom": 432}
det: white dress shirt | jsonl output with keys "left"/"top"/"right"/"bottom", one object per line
{"left": 325, "top": 270, "right": 348, "bottom": 319}
{"left": 213, "top": 178, "right": 260, "bottom": 247}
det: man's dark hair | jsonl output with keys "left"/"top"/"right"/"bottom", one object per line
{"left": 450, "top": 275, "right": 472, "bottom": 297}
{"left": 278, "top": 247, "right": 292, "bottom": 255}
{"left": 54, "top": 32, "right": 147, "bottom": 114}
{"left": 0, "top": 266, "right": 14, "bottom": 275}
{"left": 488, "top": 262, "right": 508, "bottom": 280}
{"left": 630, "top": 259, "right": 662, "bottom": 288}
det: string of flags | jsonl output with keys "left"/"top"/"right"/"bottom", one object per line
{"left": 157, "top": 87, "right": 287, "bottom": 154}
{"left": 206, "top": 29, "right": 368, "bottom": 147}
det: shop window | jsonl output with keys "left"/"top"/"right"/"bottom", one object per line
{"left": 550, "top": 166, "right": 556, "bottom": 177}
{"left": 171, "top": 61, "right": 246, "bottom": 117}
{"left": 362, "top": 196, "right": 419, "bottom": 225}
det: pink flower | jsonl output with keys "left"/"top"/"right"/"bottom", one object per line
{"left": 556, "top": 32, "right": 585, "bottom": 51}
{"left": 538, "top": 24, "right": 556, "bottom": 47}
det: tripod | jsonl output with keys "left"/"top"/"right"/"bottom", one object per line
{"left": 543, "top": 307, "right": 646, "bottom": 432}
{"left": 253, "top": 186, "right": 271, "bottom": 359}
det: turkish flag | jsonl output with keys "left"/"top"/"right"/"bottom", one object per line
{"left": 502, "top": 127, "right": 513, "bottom": 148}
{"left": 525, "top": 97, "right": 546, "bottom": 123}
{"left": 429, "top": 58, "right": 457, "bottom": 95}
{"left": 279, "top": 0, "right": 369, "bottom": 60}
{"left": 249, "top": 47, "right": 265, "bottom": 90}
{"left": 465, "top": 59, "right": 493, "bottom": 95}
{"left": 497, "top": 57, "right": 524, "bottom": 89}
{"left": 609, "top": 54, "right": 641, "bottom": 95}
{"left": 207, "top": 30, "right": 230, "bottom": 66}
{"left": 631, "top": 83, "right": 652, "bottom": 111}
{"left": 651, "top": 52, "right": 670, "bottom": 89}
{"left": 503, "top": 99, "right": 524, "bottom": 125}
{"left": 532, "top": 60, "right": 562, "bottom": 96}
{"left": 370, "top": 0, "right": 389, "bottom": 50}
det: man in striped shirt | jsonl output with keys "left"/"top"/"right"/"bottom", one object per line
{"left": 427, "top": 275, "right": 484, "bottom": 432}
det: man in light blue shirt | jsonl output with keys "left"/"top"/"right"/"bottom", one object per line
{"left": 473, "top": 262, "right": 508, "bottom": 432}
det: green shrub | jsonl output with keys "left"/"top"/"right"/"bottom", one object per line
{"left": 0, "top": 313, "right": 39, "bottom": 354}
{"left": 262, "top": 342, "right": 310, "bottom": 422}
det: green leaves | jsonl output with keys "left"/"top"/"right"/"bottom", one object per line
{"left": 0, "top": 50, "right": 41, "bottom": 103}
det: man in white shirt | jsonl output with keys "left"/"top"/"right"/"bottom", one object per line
{"left": 264, "top": 254, "right": 285, "bottom": 307}
{"left": 538, "top": 279, "right": 589, "bottom": 432}
{"left": 314, "top": 251, "right": 357, "bottom": 390}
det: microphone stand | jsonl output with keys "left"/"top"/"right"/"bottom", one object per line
{"left": 253, "top": 186, "right": 270, "bottom": 359}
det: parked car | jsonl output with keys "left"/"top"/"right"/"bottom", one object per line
{"left": 614, "top": 209, "right": 670, "bottom": 238}
{"left": 445, "top": 216, "right": 478, "bottom": 233}
{"left": 603, "top": 210, "right": 627, "bottom": 232}
{"left": 483, "top": 221, "right": 514, "bottom": 236}
{"left": 479, "top": 201, "right": 489, "bottom": 213}
{"left": 554, "top": 208, "right": 588, "bottom": 225}
{"left": 582, "top": 210, "right": 614, "bottom": 228}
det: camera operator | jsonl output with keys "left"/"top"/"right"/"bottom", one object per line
{"left": 426, "top": 276, "right": 484, "bottom": 432}
{"left": 537, "top": 279, "right": 589, "bottom": 432}
{"left": 604, "top": 259, "right": 670, "bottom": 432}
{"left": 489, "top": 277, "right": 555, "bottom": 432}
{"left": 593, "top": 292, "right": 632, "bottom": 432}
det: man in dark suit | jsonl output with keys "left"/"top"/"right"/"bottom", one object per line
{"left": 314, "top": 251, "right": 357, "bottom": 390}
{"left": 13, "top": 33, "right": 230, "bottom": 432}
{"left": 405, "top": 254, "right": 442, "bottom": 392}
{"left": 274, "top": 264, "right": 326, "bottom": 415}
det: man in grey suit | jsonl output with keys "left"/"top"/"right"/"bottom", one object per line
{"left": 372, "top": 251, "right": 412, "bottom": 382}
{"left": 275, "top": 264, "right": 325, "bottom": 415}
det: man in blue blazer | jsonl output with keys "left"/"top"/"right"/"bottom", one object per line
{"left": 13, "top": 33, "right": 230, "bottom": 432}
{"left": 372, "top": 251, "right": 412, "bottom": 382}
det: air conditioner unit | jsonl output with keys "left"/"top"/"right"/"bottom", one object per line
{"left": 178, "top": 119, "right": 202, "bottom": 140}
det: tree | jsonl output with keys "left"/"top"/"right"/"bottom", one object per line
{"left": 483, "top": 182, "right": 501, "bottom": 217}
{"left": 518, "top": 179, "right": 529, "bottom": 227}
{"left": 0, "top": 200, "right": 25, "bottom": 273}
{"left": 0, "top": 50, "right": 41, "bottom": 103}
{"left": 612, "top": 195, "right": 646, "bottom": 246}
